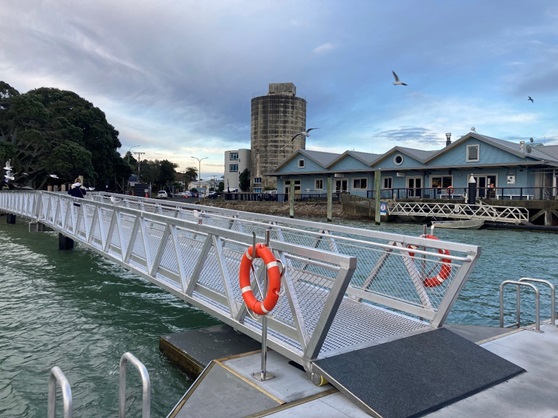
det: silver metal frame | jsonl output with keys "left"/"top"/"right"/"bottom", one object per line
{"left": 0, "top": 191, "right": 480, "bottom": 371}
{"left": 48, "top": 366, "right": 73, "bottom": 418}
{"left": 120, "top": 352, "right": 151, "bottom": 418}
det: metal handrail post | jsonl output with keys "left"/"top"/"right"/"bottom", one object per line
{"left": 48, "top": 366, "right": 73, "bottom": 418}
{"left": 119, "top": 352, "right": 151, "bottom": 418}
{"left": 519, "top": 278, "right": 556, "bottom": 325}
{"left": 500, "top": 280, "right": 540, "bottom": 331}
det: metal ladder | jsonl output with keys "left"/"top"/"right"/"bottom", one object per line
{"left": 48, "top": 352, "right": 151, "bottom": 418}
{"left": 499, "top": 277, "right": 556, "bottom": 332}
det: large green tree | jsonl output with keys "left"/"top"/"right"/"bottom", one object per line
{"left": 0, "top": 82, "right": 126, "bottom": 189}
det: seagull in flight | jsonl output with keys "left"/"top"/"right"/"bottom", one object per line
{"left": 3, "top": 160, "right": 12, "bottom": 171}
{"left": 528, "top": 96, "right": 534, "bottom": 103}
{"left": 48, "top": 174, "right": 59, "bottom": 179}
{"left": 392, "top": 71, "right": 407, "bottom": 86}
{"left": 291, "top": 128, "right": 318, "bottom": 141}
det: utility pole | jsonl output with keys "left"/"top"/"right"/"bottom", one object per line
{"left": 135, "top": 152, "right": 145, "bottom": 182}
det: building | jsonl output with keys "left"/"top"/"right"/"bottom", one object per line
{"left": 250, "top": 83, "right": 307, "bottom": 192}
{"left": 223, "top": 149, "right": 251, "bottom": 191}
{"left": 273, "top": 131, "right": 558, "bottom": 201}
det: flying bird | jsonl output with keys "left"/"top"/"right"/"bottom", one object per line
{"left": 291, "top": 128, "right": 318, "bottom": 141}
{"left": 3, "top": 160, "right": 12, "bottom": 171}
{"left": 528, "top": 96, "right": 534, "bottom": 103}
{"left": 4, "top": 172, "right": 14, "bottom": 181}
{"left": 48, "top": 174, "right": 59, "bottom": 179}
{"left": 392, "top": 71, "right": 407, "bottom": 86}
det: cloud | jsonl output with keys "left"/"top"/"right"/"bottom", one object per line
{"left": 312, "top": 43, "right": 337, "bottom": 55}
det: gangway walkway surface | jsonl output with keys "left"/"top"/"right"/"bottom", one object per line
{"left": 0, "top": 190, "right": 496, "bottom": 414}
{"left": 389, "top": 201, "right": 529, "bottom": 224}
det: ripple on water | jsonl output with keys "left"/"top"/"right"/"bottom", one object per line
{"left": 1, "top": 218, "right": 557, "bottom": 415}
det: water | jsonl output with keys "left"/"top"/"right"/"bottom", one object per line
{"left": 1, "top": 216, "right": 558, "bottom": 416}
{"left": 0, "top": 219, "right": 219, "bottom": 417}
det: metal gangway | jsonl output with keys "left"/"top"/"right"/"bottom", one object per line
{"left": 390, "top": 200, "right": 529, "bottom": 224}
{"left": 0, "top": 190, "right": 480, "bottom": 382}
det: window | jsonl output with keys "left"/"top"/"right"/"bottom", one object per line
{"left": 254, "top": 177, "right": 262, "bottom": 184}
{"left": 383, "top": 177, "right": 393, "bottom": 189}
{"left": 467, "top": 144, "right": 479, "bottom": 162}
{"left": 393, "top": 154, "right": 404, "bottom": 165}
{"left": 315, "top": 179, "right": 324, "bottom": 189}
{"left": 229, "top": 164, "right": 238, "bottom": 172}
{"left": 298, "top": 159, "right": 305, "bottom": 168}
{"left": 229, "top": 152, "right": 239, "bottom": 160}
{"left": 353, "top": 178, "right": 367, "bottom": 189}
{"left": 431, "top": 176, "right": 452, "bottom": 189}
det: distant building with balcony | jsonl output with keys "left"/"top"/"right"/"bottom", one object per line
{"left": 273, "top": 131, "right": 558, "bottom": 202}
{"left": 223, "top": 149, "right": 251, "bottom": 192}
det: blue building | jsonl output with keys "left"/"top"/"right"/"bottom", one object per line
{"left": 273, "top": 131, "right": 558, "bottom": 201}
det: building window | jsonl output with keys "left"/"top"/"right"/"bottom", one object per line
{"left": 254, "top": 177, "right": 262, "bottom": 184}
{"left": 431, "top": 176, "right": 453, "bottom": 189}
{"left": 383, "top": 177, "right": 393, "bottom": 189}
{"left": 230, "top": 152, "right": 239, "bottom": 160}
{"left": 353, "top": 178, "right": 367, "bottom": 189}
{"left": 298, "top": 159, "right": 305, "bottom": 168}
{"left": 393, "top": 154, "right": 404, "bottom": 165}
{"left": 315, "top": 179, "right": 324, "bottom": 190}
{"left": 467, "top": 144, "right": 479, "bottom": 162}
{"left": 229, "top": 164, "right": 238, "bottom": 172}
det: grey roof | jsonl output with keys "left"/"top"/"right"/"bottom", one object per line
{"left": 298, "top": 149, "right": 341, "bottom": 167}
{"left": 329, "top": 150, "right": 382, "bottom": 167}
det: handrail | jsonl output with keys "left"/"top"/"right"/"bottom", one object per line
{"left": 0, "top": 190, "right": 480, "bottom": 371}
{"left": 390, "top": 201, "right": 529, "bottom": 224}
{"left": 499, "top": 280, "right": 540, "bottom": 331}
{"left": 119, "top": 352, "right": 151, "bottom": 418}
{"left": 519, "top": 278, "right": 556, "bottom": 325}
{"left": 48, "top": 366, "right": 73, "bottom": 418}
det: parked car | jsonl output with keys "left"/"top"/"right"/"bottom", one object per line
{"left": 207, "top": 191, "right": 219, "bottom": 199}
{"left": 156, "top": 190, "right": 168, "bottom": 199}
{"left": 176, "top": 191, "right": 191, "bottom": 198}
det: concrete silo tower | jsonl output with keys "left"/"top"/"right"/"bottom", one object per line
{"left": 250, "top": 83, "right": 306, "bottom": 191}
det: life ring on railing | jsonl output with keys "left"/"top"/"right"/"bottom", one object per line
{"left": 408, "top": 234, "right": 452, "bottom": 287}
{"left": 239, "top": 243, "right": 282, "bottom": 315}
{"left": 446, "top": 186, "right": 454, "bottom": 195}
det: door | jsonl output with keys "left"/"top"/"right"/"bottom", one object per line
{"left": 407, "top": 177, "right": 422, "bottom": 198}
{"left": 335, "top": 179, "right": 348, "bottom": 193}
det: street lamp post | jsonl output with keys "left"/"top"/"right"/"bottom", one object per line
{"left": 127, "top": 145, "right": 140, "bottom": 163}
{"left": 191, "top": 156, "right": 208, "bottom": 193}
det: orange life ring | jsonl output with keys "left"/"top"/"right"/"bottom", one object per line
{"left": 408, "top": 234, "right": 452, "bottom": 287}
{"left": 446, "top": 186, "right": 454, "bottom": 195}
{"left": 239, "top": 243, "right": 282, "bottom": 315}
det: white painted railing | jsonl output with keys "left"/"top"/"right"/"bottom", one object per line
{"left": 389, "top": 201, "right": 529, "bottom": 224}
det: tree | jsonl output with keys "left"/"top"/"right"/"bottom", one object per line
{"left": 159, "top": 159, "right": 178, "bottom": 189}
{"left": 239, "top": 168, "right": 250, "bottom": 192}
{"left": 0, "top": 83, "right": 126, "bottom": 189}
{"left": 184, "top": 166, "right": 198, "bottom": 186}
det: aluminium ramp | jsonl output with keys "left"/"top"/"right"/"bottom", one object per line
{"left": 312, "top": 328, "right": 525, "bottom": 418}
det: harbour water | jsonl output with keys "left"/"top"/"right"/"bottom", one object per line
{"left": 1, "top": 216, "right": 558, "bottom": 416}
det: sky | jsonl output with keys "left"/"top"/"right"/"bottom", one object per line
{"left": 2, "top": 1, "right": 558, "bottom": 180}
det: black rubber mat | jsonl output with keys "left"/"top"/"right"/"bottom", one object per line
{"left": 314, "top": 328, "right": 525, "bottom": 418}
